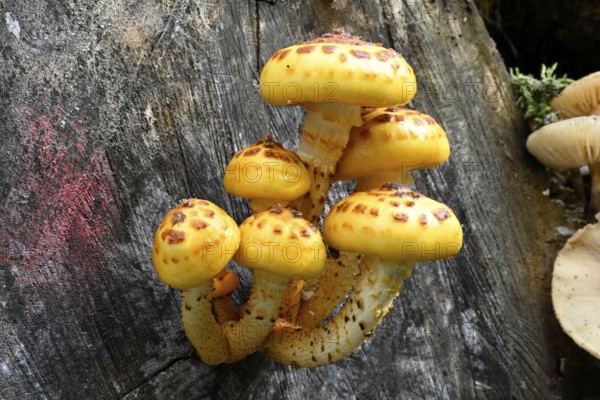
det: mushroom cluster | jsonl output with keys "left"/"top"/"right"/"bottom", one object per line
{"left": 525, "top": 71, "right": 600, "bottom": 360}
{"left": 150, "top": 30, "right": 463, "bottom": 366}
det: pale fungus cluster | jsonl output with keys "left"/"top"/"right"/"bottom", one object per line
{"left": 525, "top": 71, "right": 600, "bottom": 360}
{"left": 151, "top": 30, "right": 463, "bottom": 367}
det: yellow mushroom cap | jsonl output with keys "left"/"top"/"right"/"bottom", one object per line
{"left": 212, "top": 268, "right": 240, "bottom": 299}
{"left": 152, "top": 199, "right": 241, "bottom": 289}
{"left": 526, "top": 116, "right": 600, "bottom": 169}
{"left": 259, "top": 30, "right": 416, "bottom": 107}
{"left": 335, "top": 107, "right": 450, "bottom": 180}
{"left": 224, "top": 136, "right": 310, "bottom": 201}
{"left": 234, "top": 207, "right": 327, "bottom": 280}
{"left": 323, "top": 184, "right": 462, "bottom": 263}
{"left": 552, "top": 217, "right": 600, "bottom": 359}
{"left": 551, "top": 71, "right": 600, "bottom": 118}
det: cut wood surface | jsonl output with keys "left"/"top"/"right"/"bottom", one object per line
{"left": 1, "top": 0, "right": 599, "bottom": 399}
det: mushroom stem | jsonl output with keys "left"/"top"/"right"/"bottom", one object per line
{"left": 222, "top": 269, "right": 290, "bottom": 363}
{"left": 588, "top": 162, "right": 600, "bottom": 216}
{"left": 181, "top": 283, "right": 230, "bottom": 365}
{"left": 570, "top": 167, "right": 586, "bottom": 208}
{"left": 277, "top": 280, "right": 304, "bottom": 320}
{"left": 291, "top": 105, "right": 363, "bottom": 224}
{"left": 354, "top": 171, "right": 414, "bottom": 192}
{"left": 296, "top": 251, "right": 361, "bottom": 327}
{"left": 263, "top": 256, "right": 413, "bottom": 367}
{"left": 249, "top": 198, "right": 282, "bottom": 213}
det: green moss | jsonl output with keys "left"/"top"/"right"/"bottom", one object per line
{"left": 510, "top": 63, "right": 573, "bottom": 130}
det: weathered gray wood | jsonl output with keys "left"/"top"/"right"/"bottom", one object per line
{"left": 1, "top": 0, "right": 599, "bottom": 399}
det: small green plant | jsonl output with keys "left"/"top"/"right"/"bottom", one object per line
{"left": 510, "top": 63, "right": 573, "bottom": 130}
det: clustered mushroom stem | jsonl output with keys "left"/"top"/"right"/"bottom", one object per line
{"left": 249, "top": 198, "right": 283, "bottom": 213}
{"left": 181, "top": 283, "right": 230, "bottom": 365}
{"left": 277, "top": 280, "right": 304, "bottom": 320}
{"left": 297, "top": 251, "right": 361, "bottom": 327}
{"left": 588, "top": 162, "right": 600, "bottom": 216}
{"left": 264, "top": 256, "right": 413, "bottom": 367}
{"left": 570, "top": 167, "right": 586, "bottom": 209}
{"left": 291, "top": 107, "right": 362, "bottom": 224}
{"left": 222, "top": 270, "right": 290, "bottom": 363}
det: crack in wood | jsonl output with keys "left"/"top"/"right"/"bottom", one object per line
{"left": 135, "top": 0, "right": 184, "bottom": 86}
{"left": 120, "top": 354, "right": 192, "bottom": 399}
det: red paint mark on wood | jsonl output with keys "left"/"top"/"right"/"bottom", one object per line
{"left": 6, "top": 107, "right": 119, "bottom": 284}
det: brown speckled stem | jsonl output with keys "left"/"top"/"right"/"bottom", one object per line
{"left": 291, "top": 105, "right": 363, "bottom": 224}
{"left": 263, "top": 256, "right": 413, "bottom": 367}
{"left": 278, "top": 280, "right": 304, "bottom": 320}
{"left": 297, "top": 251, "right": 361, "bottom": 327}
{"left": 181, "top": 283, "right": 230, "bottom": 365}
{"left": 222, "top": 270, "right": 289, "bottom": 363}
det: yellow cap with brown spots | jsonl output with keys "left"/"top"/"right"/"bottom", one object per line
{"left": 259, "top": 30, "right": 416, "bottom": 107}
{"left": 335, "top": 107, "right": 450, "bottom": 180}
{"left": 224, "top": 136, "right": 310, "bottom": 201}
{"left": 323, "top": 184, "right": 462, "bottom": 262}
{"left": 152, "top": 199, "right": 241, "bottom": 289}
{"left": 234, "top": 206, "right": 327, "bottom": 280}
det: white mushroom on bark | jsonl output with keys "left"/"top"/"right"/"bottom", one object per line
{"left": 551, "top": 71, "right": 600, "bottom": 119}
{"left": 526, "top": 116, "right": 600, "bottom": 215}
{"left": 552, "top": 215, "right": 600, "bottom": 360}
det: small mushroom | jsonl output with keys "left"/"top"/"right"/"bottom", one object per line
{"left": 526, "top": 116, "right": 600, "bottom": 215}
{"left": 152, "top": 199, "right": 240, "bottom": 365}
{"left": 552, "top": 216, "right": 600, "bottom": 359}
{"left": 224, "top": 136, "right": 310, "bottom": 212}
{"left": 259, "top": 29, "right": 417, "bottom": 223}
{"left": 212, "top": 268, "right": 241, "bottom": 323}
{"left": 222, "top": 206, "right": 327, "bottom": 362}
{"left": 336, "top": 107, "right": 450, "bottom": 190}
{"left": 551, "top": 71, "right": 600, "bottom": 119}
{"left": 263, "top": 184, "right": 462, "bottom": 367}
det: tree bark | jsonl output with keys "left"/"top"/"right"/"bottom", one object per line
{"left": 1, "top": 0, "right": 598, "bottom": 399}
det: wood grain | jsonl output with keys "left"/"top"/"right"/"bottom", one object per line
{"left": 1, "top": 0, "right": 599, "bottom": 398}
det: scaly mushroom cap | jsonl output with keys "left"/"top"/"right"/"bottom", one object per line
{"left": 235, "top": 207, "right": 327, "bottom": 280}
{"left": 259, "top": 29, "right": 416, "bottom": 107}
{"left": 551, "top": 71, "right": 600, "bottom": 118}
{"left": 526, "top": 116, "right": 600, "bottom": 169}
{"left": 224, "top": 136, "right": 310, "bottom": 201}
{"left": 152, "top": 199, "right": 241, "bottom": 289}
{"left": 211, "top": 268, "right": 240, "bottom": 299}
{"left": 335, "top": 107, "right": 450, "bottom": 180}
{"left": 323, "top": 184, "right": 462, "bottom": 262}
{"left": 552, "top": 217, "right": 600, "bottom": 359}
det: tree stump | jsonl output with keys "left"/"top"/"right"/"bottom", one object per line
{"left": 1, "top": 0, "right": 599, "bottom": 398}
